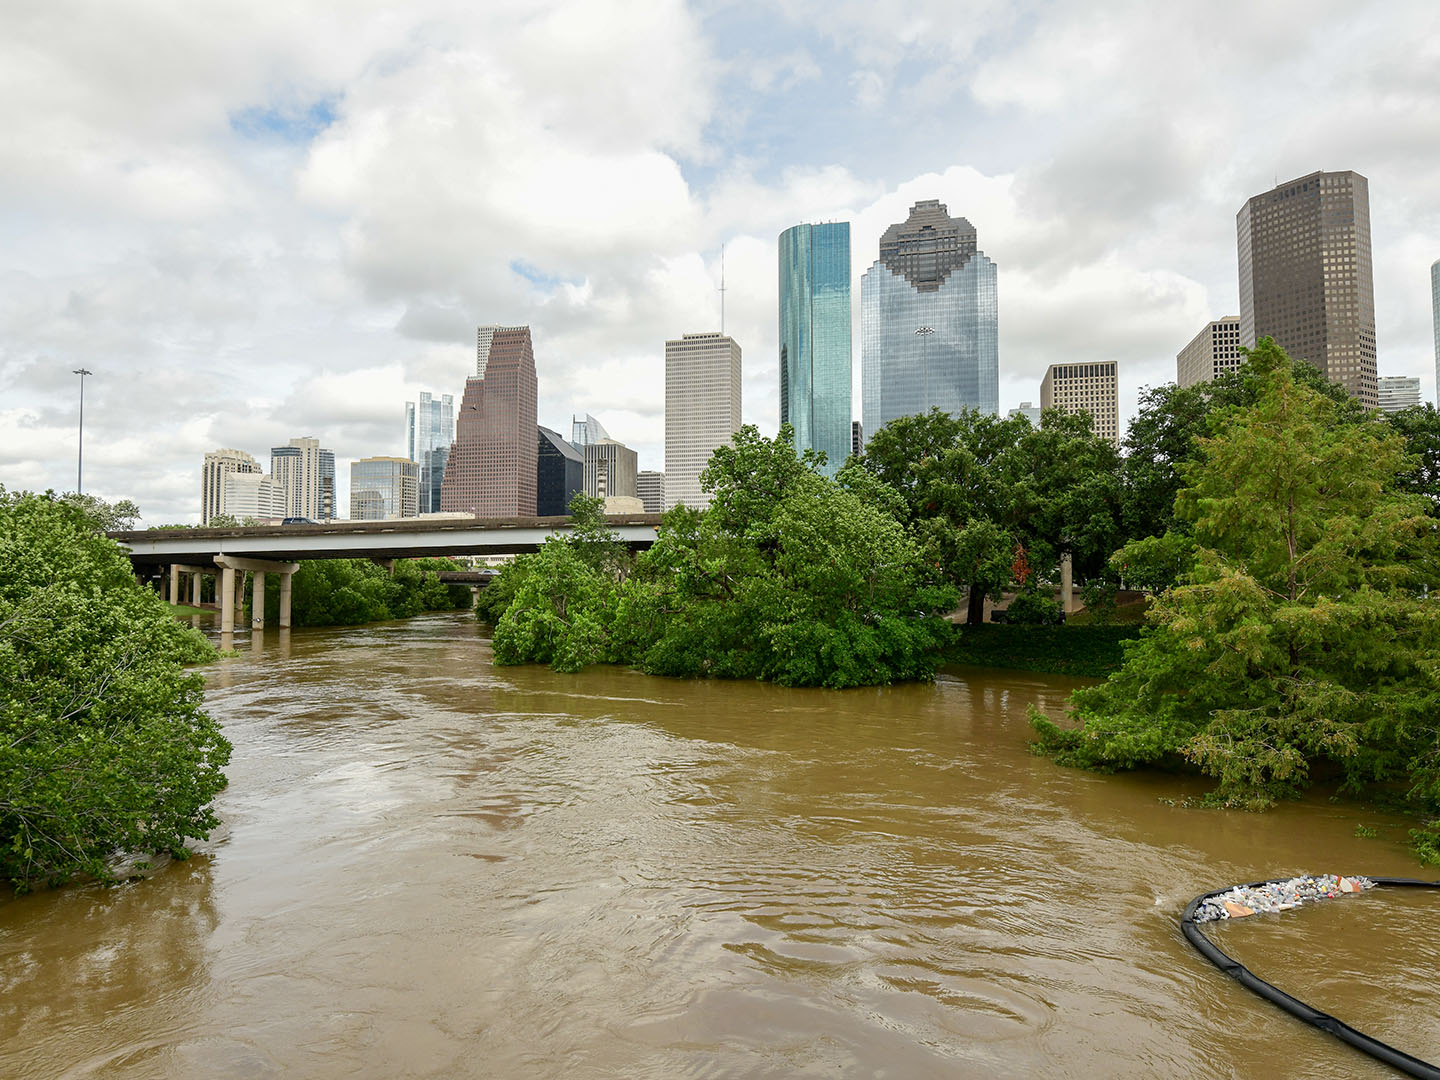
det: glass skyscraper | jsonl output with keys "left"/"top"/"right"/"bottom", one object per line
{"left": 860, "top": 200, "right": 998, "bottom": 443}
{"left": 779, "top": 221, "right": 851, "bottom": 475}
{"left": 405, "top": 391, "right": 455, "bottom": 514}
{"left": 1432, "top": 259, "right": 1439, "bottom": 404}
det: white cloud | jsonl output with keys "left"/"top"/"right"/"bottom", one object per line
{"left": 3, "top": 0, "right": 1440, "bottom": 523}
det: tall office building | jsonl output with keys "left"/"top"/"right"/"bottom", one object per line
{"left": 201, "top": 448, "right": 260, "bottom": 525}
{"left": 571, "top": 413, "right": 611, "bottom": 447}
{"left": 851, "top": 421, "right": 863, "bottom": 458}
{"left": 860, "top": 200, "right": 999, "bottom": 443}
{"left": 441, "top": 325, "right": 539, "bottom": 516}
{"left": 583, "top": 438, "right": 638, "bottom": 500}
{"left": 350, "top": 457, "right": 420, "bottom": 520}
{"left": 222, "top": 472, "right": 287, "bottom": 522}
{"left": 406, "top": 391, "right": 455, "bottom": 514}
{"left": 1238, "top": 170, "right": 1377, "bottom": 407}
{"left": 1377, "top": 376, "right": 1421, "bottom": 414}
{"left": 1432, "top": 260, "right": 1439, "bottom": 403}
{"left": 1041, "top": 362, "right": 1120, "bottom": 447}
{"left": 537, "top": 426, "right": 584, "bottom": 516}
{"left": 664, "top": 332, "right": 742, "bottom": 509}
{"left": 1177, "top": 317, "right": 1243, "bottom": 388}
{"left": 779, "top": 221, "right": 852, "bottom": 475}
{"left": 477, "top": 324, "right": 526, "bottom": 377}
{"left": 636, "top": 471, "right": 665, "bottom": 514}
{"left": 271, "top": 437, "right": 335, "bottom": 520}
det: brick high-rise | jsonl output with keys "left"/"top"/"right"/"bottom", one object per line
{"left": 1238, "top": 170, "right": 1377, "bottom": 407}
{"left": 440, "top": 325, "right": 539, "bottom": 516}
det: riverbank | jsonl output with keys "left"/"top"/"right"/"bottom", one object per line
{"left": 943, "top": 622, "right": 1143, "bottom": 678}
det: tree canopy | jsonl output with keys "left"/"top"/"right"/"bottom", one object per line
{"left": 491, "top": 430, "right": 957, "bottom": 687}
{"left": 1032, "top": 340, "right": 1440, "bottom": 860}
{"left": 0, "top": 490, "right": 231, "bottom": 889}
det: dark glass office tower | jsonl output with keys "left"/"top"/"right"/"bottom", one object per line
{"left": 779, "top": 221, "right": 852, "bottom": 475}
{"left": 536, "top": 426, "right": 583, "bottom": 516}
{"left": 1238, "top": 170, "right": 1376, "bottom": 407}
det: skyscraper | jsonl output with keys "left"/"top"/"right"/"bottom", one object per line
{"left": 1432, "top": 259, "right": 1439, "bottom": 403}
{"left": 350, "top": 457, "right": 420, "bottom": 520}
{"left": 583, "top": 438, "right": 638, "bottom": 500}
{"left": 201, "top": 448, "right": 260, "bottom": 525}
{"left": 664, "top": 332, "right": 742, "bottom": 509}
{"left": 1238, "top": 170, "right": 1377, "bottom": 407}
{"left": 1041, "top": 362, "right": 1119, "bottom": 447}
{"left": 1177, "top": 317, "right": 1243, "bottom": 388}
{"left": 271, "top": 437, "right": 335, "bottom": 520}
{"left": 441, "top": 325, "right": 539, "bottom": 516}
{"left": 779, "top": 221, "right": 852, "bottom": 475}
{"left": 1377, "top": 376, "right": 1421, "bottom": 414}
{"left": 571, "top": 413, "right": 611, "bottom": 447}
{"left": 860, "top": 200, "right": 999, "bottom": 443}
{"left": 636, "top": 471, "right": 665, "bottom": 514}
{"left": 537, "top": 426, "right": 584, "bottom": 516}
{"left": 406, "top": 391, "right": 455, "bottom": 514}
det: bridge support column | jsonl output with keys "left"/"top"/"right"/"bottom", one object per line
{"left": 279, "top": 571, "right": 293, "bottom": 628}
{"left": 1061, "top": 551, "right": 1074, "bottom": 616}
{"left": 191, "top": 570, "right": 202, "bottom": 608}
{"left": 220, "top": 567, "right": 236, "bottom": 634}
{"left": 215, "top": 556, "right": 298, "bottom": 634}
{"left": 251, "top": 571, "right": 266, "bottom": 630}
{"left": 169, "top": 565, "right": 179, "bottom": 606}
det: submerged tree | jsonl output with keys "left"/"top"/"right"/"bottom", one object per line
{"left": 0, "top": 491, "right": 231, "bottom": 889}
{"left": 492, "top": 428, "right": 956, "bottom": 687}
{"left": 1032, "top": 340, "right": 1440, "bottom": 859}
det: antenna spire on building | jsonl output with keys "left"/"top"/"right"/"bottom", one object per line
{"left": 718, "top": 243, "right": 727, "bottom": 334}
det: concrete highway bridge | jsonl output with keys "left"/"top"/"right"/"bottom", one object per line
{"left": 112, "top": 514, "right": 661, "bottom": 633}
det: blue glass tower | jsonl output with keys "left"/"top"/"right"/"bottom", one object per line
{"left": 779, "top": 222, "right": 852, "bottom": 476}
{"left": 860, "top": 201, "right": 998, "bottom": 443}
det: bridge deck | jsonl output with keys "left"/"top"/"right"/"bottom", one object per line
{"left": 112, "top": 514, "right": 663, "bottom": 566}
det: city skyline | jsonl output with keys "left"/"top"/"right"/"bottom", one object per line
{"left": 5, "top": 3, "right": 1440, "bottom": 524}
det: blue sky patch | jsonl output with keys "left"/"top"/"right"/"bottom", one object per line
{"left": 231, "top": 97, "right": 338, "bottom": 143}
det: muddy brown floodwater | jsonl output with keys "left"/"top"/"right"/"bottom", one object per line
{"left": 2, "top": 611, "right": 1437, "bottom": 1079}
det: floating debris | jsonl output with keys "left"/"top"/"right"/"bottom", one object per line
{"left": 1192, "top": 874, "right": 1374, "bottom": 923}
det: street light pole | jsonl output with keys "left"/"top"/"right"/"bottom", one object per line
{"left": 915, "top": 327, "right": 935, "bottom": 409}
{"left": 73, "top": 368, "right": 92, "bottom": 493}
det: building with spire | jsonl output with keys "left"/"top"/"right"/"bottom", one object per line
{"left": 779, "top": 221, "right": 852, "bottom": 475}
{"left": 860, "top": 200, "right": 999, "bottom": 443}
{"left": 441, "top": 325, "right": 539, "bottom": 516}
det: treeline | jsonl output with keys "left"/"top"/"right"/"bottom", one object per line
{"left": 256, "top": 558, "right": 473, "bottom": 627}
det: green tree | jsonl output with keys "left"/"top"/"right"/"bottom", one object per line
{"left": 1033, "top": 341, "right": 1440, "bottom": 858}
{"left": 494, "top": 427, "right": 955, "bottom": 687}
{"left": 56, "top": 491, "right": 141, "bottom": 532}
{"left": 1120, "top": 351, "right": 1368, "bottom": 541}
{"left": 1384, "top": 403, "right": 1440, "bottom": 519}
{"left": 0, "top": 491, "right": 230, "bottom": 889}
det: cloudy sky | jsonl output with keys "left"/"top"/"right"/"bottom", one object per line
{"left": 4, "top": 0, "right": 1439, "bottom": 523}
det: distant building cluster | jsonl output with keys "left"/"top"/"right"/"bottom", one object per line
{"left": 200, "top": 170, "right": 1435, "bottom": 525}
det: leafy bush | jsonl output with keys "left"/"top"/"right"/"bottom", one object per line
{"left": 0, "top": 491, "right": 230, "bottom": 889}
{"left": 261, "top": 557, "right": 471, "bottom": 627}
{"left": 1002, "top": 589, "right": 1064, "bottom": 625}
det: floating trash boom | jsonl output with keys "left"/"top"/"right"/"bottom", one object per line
{"left": 1181, "top": 875, "right": 1440, "bottom": 1079}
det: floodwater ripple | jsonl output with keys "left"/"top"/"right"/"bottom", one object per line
{"left": 0, "top": 611, "right": 1433, "bottom": 1079}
